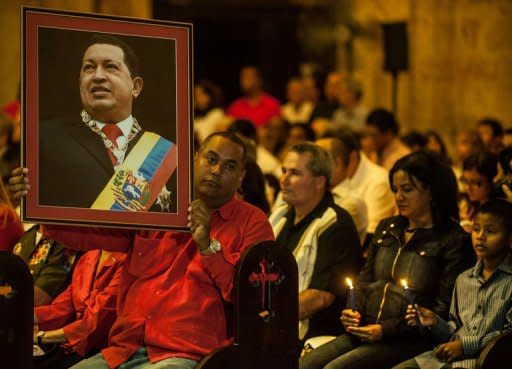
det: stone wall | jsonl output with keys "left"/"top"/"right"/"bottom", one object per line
{"left": 336, "top": 0, "right": 512, "bottom": 148}
{"left": 0, "top": 0, "right": 150, "bottom": 108}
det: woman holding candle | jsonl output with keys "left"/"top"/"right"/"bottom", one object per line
{"left": 300, "top": 151, "right": 474, "bottom": 369}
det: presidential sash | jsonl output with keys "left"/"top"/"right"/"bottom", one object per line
{"left": 92, "top": 132, "right": 177, "bottom": 211}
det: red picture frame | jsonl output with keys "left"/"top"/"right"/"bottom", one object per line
{"left": 22, "top": 7, "right": 193, "bottom": 231}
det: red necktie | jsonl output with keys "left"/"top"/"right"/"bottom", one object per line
{"left": 102, "top": 124, "right": 123, "bottom": 166}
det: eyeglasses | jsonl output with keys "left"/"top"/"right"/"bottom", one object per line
{"left": 460, "top": 177, "right": 485, "bottom": 188}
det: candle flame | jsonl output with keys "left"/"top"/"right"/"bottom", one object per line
{"left": 401, "top": 278, "right": 409, "bottom": 289}
{"left": 345, "top": 277, "right": 353, "bottom": 289}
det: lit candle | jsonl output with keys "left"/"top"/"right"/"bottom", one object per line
{"left": 400, "top": 278, "right": 414, "bottom": 306}
{"left": 401, "top": 278, "right": 422, "bottom": 331}
{"left": 346, "top": 277, "right": 356, "bottom": 311}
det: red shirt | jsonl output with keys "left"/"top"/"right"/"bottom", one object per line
{"left": 0, "top": 205, "right": 23, "bottom": 252}
{"left": 44, "top": 198, "right": 274, "bottom": 369}
{"left": 35, "top": 250, "right": 126, "bottom": 357}
{"left": 227, "top": 93, "right": 281, "bottom": 127}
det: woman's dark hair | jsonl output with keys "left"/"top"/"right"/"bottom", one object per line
{"left": 389, "top": 151, "right": 459, "bottom": 227}
{"left": 462, "top": 151, "right": 498, "bottom": 183}
{"left": 239, "top": 161, "right": 270, "bottom": 214}
{"left": 425, "top": 130, "right": 450, "bottom": 163}
{"left": 196, "top": 80, "right": 224, "bottom": 109}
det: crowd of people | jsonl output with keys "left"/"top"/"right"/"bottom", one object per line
{"left": 1, "top": 35, "right": 512, "bottom": 369}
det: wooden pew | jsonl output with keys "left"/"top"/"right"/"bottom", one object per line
{"left": 0, "top": 251, "right": 34, "bottom": 369}
{"left": 196, "top": 240, "right": 299, "bottom": 369}
{"left": 478, "top": 329, "right": 512, "bottom": 369}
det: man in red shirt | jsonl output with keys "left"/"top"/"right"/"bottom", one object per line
{"left": 11, "top": 131, "right": 274, "bottom": 369}
{"left": 227, "top": 66, "right": 281, "bottom": 127}
{"left": 34, "top": 249, "right": 126, "bottom": 369}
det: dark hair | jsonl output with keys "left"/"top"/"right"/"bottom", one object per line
{"left": 425, "top": 130, "right": 449, "bottom": 160}
{"left": 401, "top": 131, "right": 428, "bottom": 151}
{"left": 478, "top": 118, "right": 504, "bottom": 138}
{"left": 239, "top": 161, "right": 270, "bottom": 214}
{"left": 83, "top": 34, "right": 139, "bottom": 77}
{"left": 200, "top": 131, "right": 247, "bottom": 167}
{"left": 228, "top": 119, "right": 257, "bottom": 142}
{"left": 0, "top": 113, "right": 13, "bottom": 141}
{"left": 366, "top": 108, "right": 399, "bottom": 135}
{"left": 289, "top": 124, "right": 316, "bottom": 142}
{"left": 321, "top": 128, "right": 361, "bottom": 165}
{"left": 462, "top": 151, "right": 498, "bottom": 183}
{"left": 196, "top": 80, "right": 224, "bottom": 109}
{"left": 389, "top": 151, "right": 459, "bottom": 227}
{"left": 498, "top": 146, "right": 512, "bottom": 175}
{"left": 475, "top": 198, "right": 512, "bottom": 232}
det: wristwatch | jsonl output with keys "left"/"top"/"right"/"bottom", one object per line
{"left": 200, "top": 239, "right": 221, "bottom": 256}
{"left": 36, "top": 330, "right": 45, "bottom": 346}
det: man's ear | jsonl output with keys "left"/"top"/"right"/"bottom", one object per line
{"left": 315, "top": 175, "right": 326, "bottom": 191}
{"left": 132, "top": 77, "right": 144, "bottom": 98}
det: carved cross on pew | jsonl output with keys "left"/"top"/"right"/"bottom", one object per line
{"left": 248, "top": 258, "right": 282, "bottom": 322}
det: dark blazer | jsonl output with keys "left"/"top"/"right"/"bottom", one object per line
{"left": 38, "top": 118, "right": 176, "bottom": 211}
{"left": 13, "top": 225, "right": 77, "bottom": 298}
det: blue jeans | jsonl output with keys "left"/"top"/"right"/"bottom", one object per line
{"left": 70, "top": 348, "right": 198, "bottom": 369}
{"left": 299, "top": 334, "right": 433, "bottom": 369}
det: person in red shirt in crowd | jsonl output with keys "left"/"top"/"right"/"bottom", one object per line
{"left": 0, "top": 179, "right": 23, "bottom": 251}
{"left": 227, "top": 66, "right": 281, "bottom": 127}
{"left": 11, "top": 131, "right": 274, "bottom": 369}
{"left": 33, "top": 249, "right": 126, "bottom": 369}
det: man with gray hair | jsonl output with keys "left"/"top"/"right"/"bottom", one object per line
{"left": 332, "top": 79, "right": 368, "bottom": 133}
{"left": 269, "top": 142, "right": 362, "bottom": 341}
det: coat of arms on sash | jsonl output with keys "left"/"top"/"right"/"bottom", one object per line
{"left": 112, "top": 169, "right": 151, "bottom": 211}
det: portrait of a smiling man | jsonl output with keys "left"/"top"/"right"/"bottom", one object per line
{"left": 37, "top": 30, "right": 178, "bottom": 213}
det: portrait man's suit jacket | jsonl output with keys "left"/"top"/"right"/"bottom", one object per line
{"left": 39, "top": 117, "right": 176, "bottom": 211}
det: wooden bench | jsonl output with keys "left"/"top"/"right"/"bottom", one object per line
{"left": 197, "top": 240, "right": 299, "bottom": 369}
{"left": 478, "top": 329, "right": 512, "bottom": 369}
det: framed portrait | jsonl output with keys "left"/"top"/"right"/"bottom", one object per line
{"left": 22, "top": 7, "right": 193, "bottom": 230}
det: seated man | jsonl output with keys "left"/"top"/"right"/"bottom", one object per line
{"left": 315, "top": 132, "right": 368, "bottom": 243}
{"left": 13, "top": 225, "right": 77, "bottom": 306}
{"left": 11, "top": 131, "right": 274, "bottom": 369}
{"left": 34, "top": 249, "right": 126, "bottom": 369}
{"left": 317, "top": 128, "right": 394, "bottom": 241}
{"left": 393, "top": 199, "right": 512, "bottom": 369}
{"left": 269, "top": 142, "right": 362, "bottom": 340}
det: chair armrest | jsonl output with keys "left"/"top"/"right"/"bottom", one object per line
{"left": 478, "top": 330, "right": 512, "bottom": 369}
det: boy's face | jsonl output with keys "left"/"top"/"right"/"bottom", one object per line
{"left": 472, "top": 212, "right": 511, "bottom": 260}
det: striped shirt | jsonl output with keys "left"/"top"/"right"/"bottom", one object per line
{"left": 415, "top": 254, "right": 512, "bottom": 369}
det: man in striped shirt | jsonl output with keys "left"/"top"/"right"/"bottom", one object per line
{"left": 393, "top": 199, "right": 512, "bottom": 369}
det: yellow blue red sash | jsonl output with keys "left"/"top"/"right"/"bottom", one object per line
{"left": 92, "top": 132, "right": 177, "bottom": 211}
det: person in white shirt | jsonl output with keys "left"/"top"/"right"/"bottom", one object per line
{"left": 281, "top": 77, "right": 314, "bottom": 125}
{"left": 315, "top": 136, "right": 368, "bottom": 243}
{"left": 319, "top": 128, "right": 395, "bottom": 236}
{"left": 332, "top": 79, "right": 368, "bottom": 133}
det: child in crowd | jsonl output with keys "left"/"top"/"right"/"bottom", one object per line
{"left": 393, "top": 199, "right": 512, "bottom": 369}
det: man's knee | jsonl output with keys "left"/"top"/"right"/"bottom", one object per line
{"left": 391, "top": 358, "right": 420, "bottom": 369}
{"left": 68, "top": 353, "right": 109, "bottom": 369}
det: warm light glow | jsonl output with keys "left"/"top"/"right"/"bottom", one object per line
{"left": 401, "top": 278, "right": 409, "bottom": 289}
{"left": 346, "top": 277, "right": 353, "bottom": 289}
